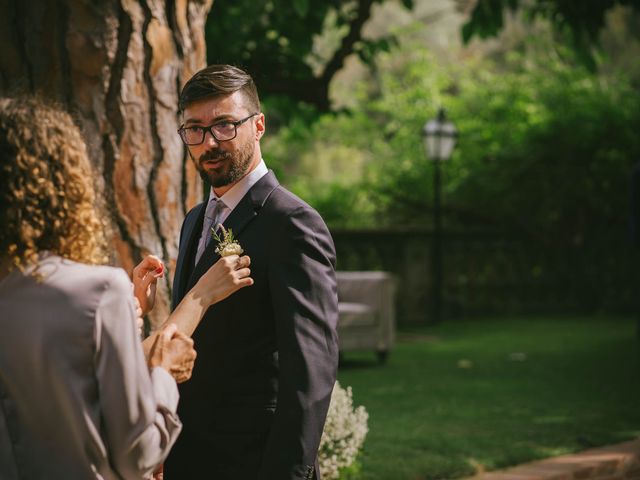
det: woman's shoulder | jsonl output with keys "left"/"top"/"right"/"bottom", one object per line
{"left": 40, "top": 254, "right": 132, "bottom": 297}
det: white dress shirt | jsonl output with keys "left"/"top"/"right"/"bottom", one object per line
{"left": 195, "top": 159, "right": 269, "bottom": 264}
{"left": 207, "top": 158, "right": 269, "bottom": 224}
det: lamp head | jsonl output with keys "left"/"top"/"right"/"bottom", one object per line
{"left": 422, "top": 108, "right": 457, "bottom": 161}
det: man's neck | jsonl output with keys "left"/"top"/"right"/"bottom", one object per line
{"left": 213, "top": 156, "right": 262, "bottom": 197}
{"left": 214, "top": 182, "right": 238, "bottom": 197}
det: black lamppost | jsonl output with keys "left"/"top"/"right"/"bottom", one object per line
{"left": 422, "top": 108, "right": 457, "bottom": 323}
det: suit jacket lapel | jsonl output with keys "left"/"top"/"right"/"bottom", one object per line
{"left": 186, "top": 170, "right": 280, "bottom": 291}
{"left": 173, "top": 202, "right": 206, "bottom": 308}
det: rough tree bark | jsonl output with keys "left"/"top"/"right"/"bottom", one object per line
{"left": 0, "top": 0, "right": 213, "bottom": 327}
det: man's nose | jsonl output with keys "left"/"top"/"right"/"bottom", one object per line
{"left": 203, "top": 129, "right": 219, "bottom": 147}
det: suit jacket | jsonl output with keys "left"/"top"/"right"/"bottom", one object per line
{"left": 165, "top": 171, "right": 339, "bottom": 480}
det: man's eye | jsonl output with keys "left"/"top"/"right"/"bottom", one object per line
{"left": 214, "top": 122, "right": 232, "bottom": 130}
{"left": 188, "top": 126, "right": 205, "bottom": 133}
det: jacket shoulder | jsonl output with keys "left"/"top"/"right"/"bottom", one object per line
{"left": 185, "top": 201, "right": 205, "bottom": 220}
{"left": 266, "top": 185, "right": 316, "bottom": 215}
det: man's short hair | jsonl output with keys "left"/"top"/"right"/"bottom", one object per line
{"left": 179, "top": 64, "right": 260, "bottom": 114}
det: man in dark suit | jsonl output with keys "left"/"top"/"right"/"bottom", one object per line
{"left": 164, "top": 64, "right": 339, "bottom": 480}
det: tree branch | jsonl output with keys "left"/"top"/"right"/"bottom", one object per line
{"left": 321, "top": 0, "right": 376, "bottom": 86}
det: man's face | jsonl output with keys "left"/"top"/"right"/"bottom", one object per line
{"left": 181, "top": 91, "right": 263, "bottom": 189}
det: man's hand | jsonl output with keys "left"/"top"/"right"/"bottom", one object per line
{"left": 132, "top": 255, "right": 165, "bottom": 316}
{"left": 147, "top": 324, "right": 197, "bottom": 383}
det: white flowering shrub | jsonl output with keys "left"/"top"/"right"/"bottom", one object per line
{"left": 318, "top": 381, "right": 369, "bottom": 480}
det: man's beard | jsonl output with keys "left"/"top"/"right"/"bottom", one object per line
{"left": 195, "top": 139, "right": 254, "bottom": 188}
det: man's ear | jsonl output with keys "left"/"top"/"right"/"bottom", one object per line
{"left": 255, "top": 113, "right": 265, "bottom": 141}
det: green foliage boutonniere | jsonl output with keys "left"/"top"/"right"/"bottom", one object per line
{"left": 211, "top": 224, "right": 244, "bottom": 257}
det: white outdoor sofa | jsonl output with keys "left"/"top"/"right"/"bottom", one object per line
{"left": 336, "top": 271, "right": 397, "bottom": 363}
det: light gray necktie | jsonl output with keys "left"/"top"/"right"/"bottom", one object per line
{"left": 195, "top": 197, "right": 226, "bottom": 265}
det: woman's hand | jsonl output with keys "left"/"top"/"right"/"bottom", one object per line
{"left": 157, "top": 255, "right": 253, "bottom": 339}
{"left": 147, "top": 323, "right": 197, "bottom": 383}
{"left": 152, "top": 464, "right": 164, "bottom": 480}
{"left": 143, "top": 329, "right": 197, "bottom": 384}
{"left": 132, "top": 255, "right": 165, "bottom": 316}
{"left": 192, "top": 255, "right": 253, "bottom": 306}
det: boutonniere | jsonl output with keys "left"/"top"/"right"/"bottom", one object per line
{"left": 211, "top": 224, "right": 244, "bottom": 257}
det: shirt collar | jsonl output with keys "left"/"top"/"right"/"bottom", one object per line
{"left": 207, "top": 159, "right": 269, "bottom": 211}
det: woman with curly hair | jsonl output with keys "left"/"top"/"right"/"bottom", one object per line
{"left": 0, "top": 96, "right": 253, "bottom": 479}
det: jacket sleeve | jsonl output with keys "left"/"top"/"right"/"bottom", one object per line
{"left": 261, "top": 205, "right": 339, "bottom": 479}
{"left": 172, "top": 205, "right": 201, "bottom": 310}
{"left": 94, "top": 269, "right": 182, "bottom": 478}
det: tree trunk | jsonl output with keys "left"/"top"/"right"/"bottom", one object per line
{"left": 0, "top": 0, "right": 213, "bottom": 328}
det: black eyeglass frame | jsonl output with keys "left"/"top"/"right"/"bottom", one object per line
{"left": 178, "top": 113, "right": 259, "bottom": 145}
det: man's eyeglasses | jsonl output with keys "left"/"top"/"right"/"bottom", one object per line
{"left": 178, "top": 113, "right": 259, "bottom": 145}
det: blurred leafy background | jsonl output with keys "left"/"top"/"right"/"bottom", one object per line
{"left": 206, "top": 0, "right": 640, "bottom": 320}
{"left": 204, "top": 1, "right": 640, "bottom": 477}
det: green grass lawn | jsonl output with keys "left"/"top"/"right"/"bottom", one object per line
{"left": 337, "top": 315, "right": 640, "bottom": 480}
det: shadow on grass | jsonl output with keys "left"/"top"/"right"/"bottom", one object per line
{"left": 336, "top": 316, "right": 640, "bottom": 480}
{"left": 338, "top": 353, "right": 386, "bottom": 370}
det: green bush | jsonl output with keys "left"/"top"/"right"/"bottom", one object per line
{"left": 264, "top": 41, "right": 640, "bottom": 312}
{"left": 266, "top": 44, "right": 640, "bottom": 237}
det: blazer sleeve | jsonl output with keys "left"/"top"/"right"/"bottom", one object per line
{"left": 94, "top": 269, "right": 182, "bottom": 478}
{"left": 261, "top": 205, "right": 339, "bottom": 480}
{"left": 172, "top": 204, "right": 202, "bottom": 310}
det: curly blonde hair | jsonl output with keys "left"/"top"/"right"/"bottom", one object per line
{"left": 0, "top": 96, "right": 108, "bottom": 271}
